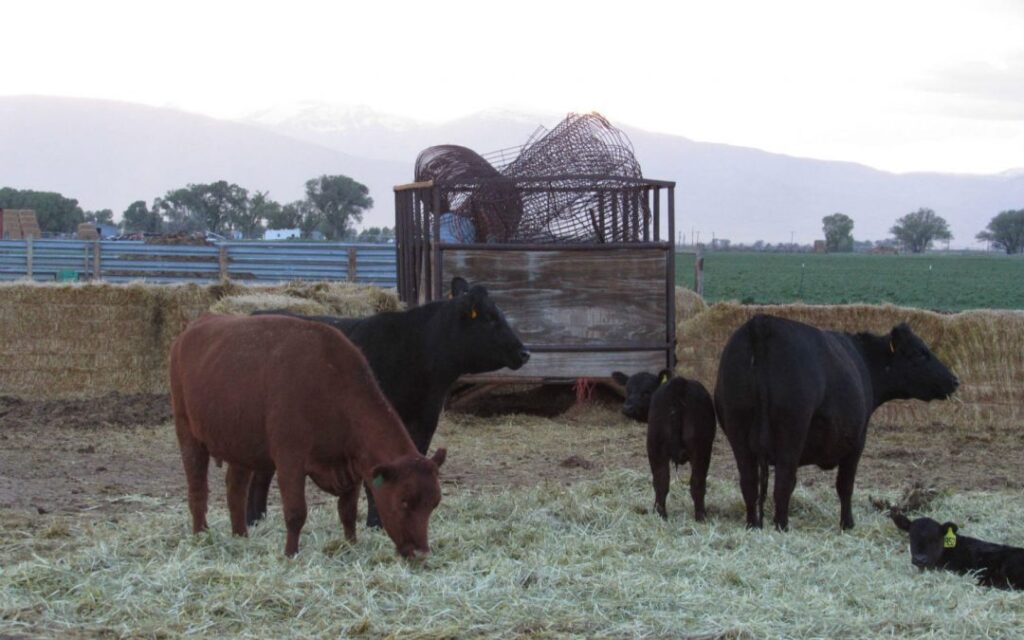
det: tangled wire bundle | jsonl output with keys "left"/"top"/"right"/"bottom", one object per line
{"left": 414, "top": 113, "right": 648, "bottom": 243}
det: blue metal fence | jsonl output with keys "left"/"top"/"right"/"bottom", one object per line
{"left": 0, "top": 239, "right": 398, "bottom": 287}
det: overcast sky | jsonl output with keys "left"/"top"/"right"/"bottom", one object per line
{"left": 5, "top": 0, "right": 1024, "bottom": 174}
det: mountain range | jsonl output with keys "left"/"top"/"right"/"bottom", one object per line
{"left": 3, "top": 95, "right": 1022, "bottom": 246}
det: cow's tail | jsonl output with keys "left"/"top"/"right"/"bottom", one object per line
{"left": 749, "top": 315, "right": 773, "bottom": 528}
{"left": 668, "top": 378, "right": 687, "bottom": 467}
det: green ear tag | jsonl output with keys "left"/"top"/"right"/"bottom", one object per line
{"left": 372, "top": 474, "right": 384, "bottom": 488}
{"left": 944, "top": 527, "right": 957, "bottom": 549}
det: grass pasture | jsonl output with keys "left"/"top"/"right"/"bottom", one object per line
{"left": 676, "top": 252, "right": 1024, "bottom": 311}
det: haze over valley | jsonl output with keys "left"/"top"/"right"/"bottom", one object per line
{"left": 3, "top": 95, "right": 1022, "bottom": 246}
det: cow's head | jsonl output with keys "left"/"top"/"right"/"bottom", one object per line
{"left": 611, "top": 369, "right": 672, "bottom": 422}
{"left": 370, "top": 448, "right": 447, "bottom": 559}
{"left": 891, "top": 510, "right": 959, "bottom": 570}
{"left": 882, "top": 323, "right": 959, "bottom": 401}
{"left": 448, "top": 277, "right": 530, "bottom": 373}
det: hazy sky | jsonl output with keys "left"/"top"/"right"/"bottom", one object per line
{"left": 6, "top": 0, "right": 1024, "bottom": 174}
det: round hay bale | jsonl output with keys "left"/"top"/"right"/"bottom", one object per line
{"left": 675, "top": 287, "right": 707, "bottom": 323}
{"left": 275, "top": 281, "right": 402, "bottom": 316}
{"left": 208, "top": 294, "right": 329, "bottom": 316}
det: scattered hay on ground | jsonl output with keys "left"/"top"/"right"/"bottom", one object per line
{"left": 1, "top": 473, "right": 1021, "bottom": 638}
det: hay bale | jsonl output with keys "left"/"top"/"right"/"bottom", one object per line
{"left": 275, "top": 281, "right": 402, "bottom": 316}
{"left": 208, "top": 294, "right": 330, "bottom": 316}
{"left": 0, "top": 281, "right": 401, "bottom": 399}
{"left": 675, "top": 287, "right": 707, "bottom": 323}
{"left": 676, "top": 301, "right": 1024, "bottom": 429}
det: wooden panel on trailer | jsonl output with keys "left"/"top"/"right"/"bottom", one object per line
{"left": 461, "top": 349, "right": 667, "bottom": 381}
{"left": 442, "top": 248, "right": 668, "bottom": 346}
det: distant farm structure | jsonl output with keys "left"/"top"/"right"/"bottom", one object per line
{"left": 0, "top": 209, "right": 41, "bottom": 240}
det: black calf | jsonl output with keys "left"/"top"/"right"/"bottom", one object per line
{"left": 892, "top": 511, "right": 1024, "bottom": 589}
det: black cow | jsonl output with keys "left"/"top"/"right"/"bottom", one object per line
{"left": 715, "top": 315, "right": 958, "bottom": 531}
{"left": 646, "top": 376, "right": 717, "bottom": 521}
{"left": 891, "top": 511, "right": 1024, "bottom": 589}
{"left": 246, "top": 277, "right": 529, "bottom": 527}
{"left": 612, "top": 369, "right": 672, "bottom": 422}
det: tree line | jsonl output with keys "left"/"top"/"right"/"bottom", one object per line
{"left": 821, "top": 208, "right": 1024, "bottom": 255}
{"left": 2, "top": 181, "right": 1020, "bottom": 252}
{"left": 0, "top": 174, "right": 394, "bottom": 241}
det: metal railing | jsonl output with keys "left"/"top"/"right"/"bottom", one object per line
{"left": 0, "top": 239, "right": 398, "bottom": 286}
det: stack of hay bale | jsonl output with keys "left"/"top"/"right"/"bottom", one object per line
{"left": 1, "top": 210, "right": 41, "bottom": 240}
{"left": 675, "top": 297, "right": 1024, "bottom": 429}
{"left": 0, "top": 281, "right": 400, "bottom": 399}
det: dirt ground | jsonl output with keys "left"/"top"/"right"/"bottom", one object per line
{"left": 0, "top": 388, "right": 1021, "bottom": 524}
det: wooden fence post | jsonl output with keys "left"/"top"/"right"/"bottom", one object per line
{"left": 219, "top": 246, "right": 229, "bottom": 281}
{"left": 347, "top": 247, "right": 358, "bottom": 282}
{"left": 25, "top": 236, "right": 33, "bottom": 279}
{"left": 93, "top": 241, "right": 101, "bottom": 280}
{"left": 694, "top": 246, "right": 704, "bottom": 296}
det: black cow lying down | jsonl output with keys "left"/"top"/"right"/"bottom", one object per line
{"left": 891, "top": 511, "right": 1024, "bottom": 589}
{"left": 715, "top": 315, "right": 958, "bottom": 531}
{"left": 646, "top": 375, "right": 717, "bottom": 522}
{"left": 247, "top": 277, "right": 530, "bottom": 528}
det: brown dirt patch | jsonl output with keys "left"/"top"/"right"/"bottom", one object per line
{"left": 0, "top": 392, "right": 1020, "bottom": 525}
{"left": 0, "top": 393, "right": 171, "bottom": 430}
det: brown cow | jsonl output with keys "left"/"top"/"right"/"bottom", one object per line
{"left": 169, "top": 313, "right": 446, "bottom": 558}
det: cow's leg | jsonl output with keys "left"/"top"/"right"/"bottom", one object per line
{"left": 647, "top": 415, "right": 672, "bottom": 519}
{"left": 362, "top": 483, "right": 381, "bottom": 529}
{"left": 174, "top": 416, "right": 210, "bottom": 534}
{"left": 246, "top": 469, "right": 275, "bottom": 527}
{"left": 337, "top": 484, "right": 360, "bottom": 543}
{"left": 772, "top": 460, "right": 798, "bottom": 531}
{"left": 836, "top": 454, "right": 861, "bottom": 530}
{"left": 650, "top": 456, "right": 671, "bottom": 520}
{"left": 689, "top": 443, "right": 711, "bottom": 523}
{"left": 276, "top": 462, "right": 308, "bottom": 557}
{"left": 226, "top": 464, "right": 252, "bottom": 537}
{"left": 731, "top": 445, "right": 760, "bottom": 528}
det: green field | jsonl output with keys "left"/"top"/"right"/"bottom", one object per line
{"left": 675, "top": 252, "right": 1024, "bottom": 311}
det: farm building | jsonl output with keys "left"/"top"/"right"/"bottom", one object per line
{"left": 264, "top": 228, "right": 302, "bottom": 240}
{"left": 394, "top": 113, "right": 676, "bottom": 384}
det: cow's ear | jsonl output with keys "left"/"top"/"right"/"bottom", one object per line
{"left": 658, "top": 369, "right": 673, "bottom": 385}
{"left": 888, "top": 325, "right": 906, "bottom": 353}
{"left": 431, "top": 448, "right": 447, "bottom": 468}
{"left": 889, "top": 323, "right": 915, "bottom": 349}
{"left": 370, "top": 464, "right": 397, "bottom": 488}
{"left": 455, "top": 287, "right": 478, "bottom": 319}
{"left": 611, "top": 371, "right": 629, "bottom": 386}
{"left": 890, "top": 509, "right": 911, "bottom": 531}
{"left": 449, "top": 277, "right": 470, "bottom": 299}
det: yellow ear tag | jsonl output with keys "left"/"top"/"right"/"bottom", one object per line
{"left": 660, "top": 373, "right": 669, "bottom": 385}
{"left": 944, "top": 527, "right": 957, "bottom": 549}
{"left": 889, "top": 340, "right": 895, "bottom": 353}
{"left": 470, "top": 308, "right": 478, "bottom": 319}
